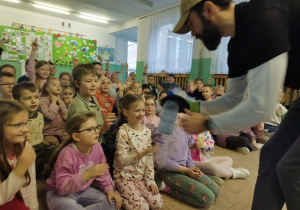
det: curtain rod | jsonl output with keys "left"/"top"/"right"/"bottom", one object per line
{"left": 139, "top": 3, "right": 180, "bottom": 19}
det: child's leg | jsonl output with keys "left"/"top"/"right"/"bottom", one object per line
{"left": 194, "top": 156, "right": 232, "bottom": 179}
{"left": 226, "top": 136, "right": 254, "bottom": 151}
{"left": 77, "top": 187, "right": 117, "bottom": 210}
{"left": 46, "top": 188, "right": 117, "bottom": 210}
{"left": 135, "top": 180, "right": 163, "bottom": 210}
{"left": 159, "top": 171, "right": 218, "bottom": 208}
{"left": 115, "top": 178, "right": 149, "bottom": 210}
{"left": 46, "top": 190, "right": 85, "bottom": 210}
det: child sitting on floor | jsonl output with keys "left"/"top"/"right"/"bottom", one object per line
{"left": 143, "top": 93, "right": 160, "bottom": 134}
{"left": 187, "top": 78, "right": 205, "bottom": 101}
{"left": 190, "top": 131, "right": 250, "bottom": 182}
{"left": 215, "top": 128, "right": 263, "bottom": 155}
{"left": 153, "top": 113, "right": 219, "bottom": 208}
{"left": 114, "top": 94, "right": 163, "bottom": 210}
{"left": 45, "top": 113, "right": 122, "bottom": 210}
{"left": 0, "top": 100, "right": 38, "bottom": 210}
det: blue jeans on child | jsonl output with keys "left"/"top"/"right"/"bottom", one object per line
{"left": 46, "top": 187, "right": 117, "bottom": 210}
{"left": 252, "top": 96, "right": 300, "bottom": 210}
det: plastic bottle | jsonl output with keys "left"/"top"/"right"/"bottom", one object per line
{"left": 158, "top": 100, "right": 179, "bottom": 135}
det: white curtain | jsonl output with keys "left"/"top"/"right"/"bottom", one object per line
{"left": 209, "top": 37, "right": 230, "bottom": 74}
{"left": 140, "top": 6, "right": 193, "bottom": 74}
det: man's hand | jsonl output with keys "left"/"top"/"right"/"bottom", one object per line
{"left": 181, "top": 109, "right": 208, "bottom": 134}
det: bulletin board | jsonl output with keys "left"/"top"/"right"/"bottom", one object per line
{"left": 0, "top": 26, "right": 53, "bottom": 61}
{"left": 52, "top": 35, "right": 97, "bottom": 66}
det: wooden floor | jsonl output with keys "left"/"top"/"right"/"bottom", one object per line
{"left": 37, "top": 145, "right": 287, "bottom": 210}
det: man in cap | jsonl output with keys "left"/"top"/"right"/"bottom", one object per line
{"left": 174, "top": 0, "right": 300, "bottom": 209}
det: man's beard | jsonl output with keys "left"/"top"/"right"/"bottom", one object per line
{"left": 195, "top": 14, "right": 222, "bottom": 51}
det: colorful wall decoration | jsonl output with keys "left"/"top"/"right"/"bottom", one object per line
{"left": 53, "top": 35, "right": 97, "bottom": 66}
{"left": 0, "top": 26, "right": 52, "bottom": 61}
{"left": 98, "top": 46, "right": 115, "bottom": 62}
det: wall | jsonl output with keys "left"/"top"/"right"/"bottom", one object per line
{"left": 0, "top": 5, "right": 128, "bottom": 81}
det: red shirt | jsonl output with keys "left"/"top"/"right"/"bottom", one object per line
{"left": 95, "top": 90, "right": 115, "bottom": 116}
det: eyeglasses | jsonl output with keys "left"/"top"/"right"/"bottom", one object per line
{"left": 77, "top": 125, "right": 101, "bottom": 135}
{"left": 0, "top": 83, "right": 16, "bottom": 88}
{"left": 6, "top": 122, "right": 28, "bottom": 130}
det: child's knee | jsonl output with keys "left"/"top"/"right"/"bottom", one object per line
{"left": 150, "top": 195, "right": 163, "bottom": 209}
{"left": 139, "top": 201, "right": 150, "bottom": 210}
{"left": 198, "top": 191, "right": 216, "bottom": 208}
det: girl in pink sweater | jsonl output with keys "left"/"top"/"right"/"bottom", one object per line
{"left": 45, "top": 112, "right": 122, "bottom": 210}
{"left": 0, "top": 100, "right": 38, "bottom": 210}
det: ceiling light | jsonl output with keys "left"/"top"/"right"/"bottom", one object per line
{"left": 167, "top": 35, "right": 173, "bottom": 38}
{"left": 79, "top": 14, "right": 108, "bottom": 23}
{"left": 81, "top": 13, "right": 108, "bottom": 21}
{"left": 176, "top": 38, "right": 182, "bottom": 40}
{"left": 33, "top": 3, "right": 70, "bottom": 15}
{"left": 5, "top": 0, "right": 20, "bottom": 3}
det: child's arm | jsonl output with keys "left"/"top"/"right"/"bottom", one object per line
{"left": 144, "top": 134, "right": 156, "bottom": 187}
{"left": 39, "top": 97, "right": 59, "bottom": 120}
{"left": 105, "top": 60, "right": 110, "bottom": 72}
{"left": 0, "top": 143, "right": 36, "bottom": 206}
{"left": 58, "top": 98, "right": 68, "bottom": 121}
{"left": 28, "top": 40, "right": 38, "bottom": 83}
{"left": 158, "top": 70, "right": 166, "bottom": 88}
{"left": 142, "top": 64, "right": 148, "bottom": 84}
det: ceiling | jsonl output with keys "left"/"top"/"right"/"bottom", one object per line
{"left": 1, "top": 0, "right": 180, "bottom": 39}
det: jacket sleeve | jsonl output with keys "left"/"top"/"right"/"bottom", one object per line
{"left": 158, "top": 77, "right": 165, "bottom": 89}
{"left": 209, "top": 53, "right": 288, "bottom": 134}
{"left": 0, "top": 171, "right": 26, "bottom": 205}
{"left": 27, "top": 57, "right": 36, "bottom": 83}
{"left": 59, "top": 100, "right": 68, "bottom": 121}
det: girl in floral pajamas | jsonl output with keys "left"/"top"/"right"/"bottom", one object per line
{"left": 113, "top": 94, "right": 163, "bottom": 210}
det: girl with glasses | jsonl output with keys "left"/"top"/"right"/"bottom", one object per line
{"left": 44, "top": 112, "right": 121, "bottom": 210}
{"left": 0, "top": 100, "right": 38, "bottom": 209}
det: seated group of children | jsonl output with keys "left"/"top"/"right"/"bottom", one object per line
{"left": 0, "top": 39, "right": 286, "bottom": 209}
